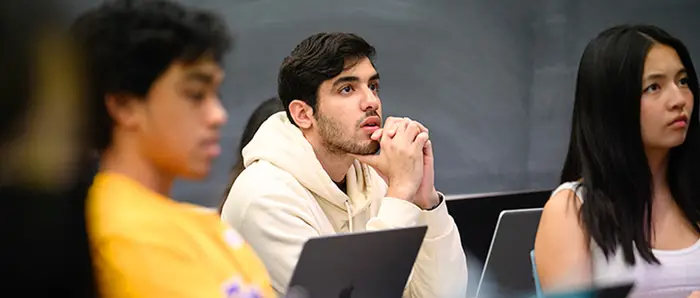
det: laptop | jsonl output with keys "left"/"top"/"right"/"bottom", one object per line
{"left": 542, "top": 282, "right": 635, "bottom": 298}
{"left": 475, "top": 208, "right": 544, "bottom": 298}
{"left": 287, "top": 226, "right": 428, "bottom": 298}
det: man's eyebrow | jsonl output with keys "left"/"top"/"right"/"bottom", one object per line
{"left": 331, "top": 73, "right": 380, "bottom": 87}
{"left": 332, "top": 76, "right": 359, "bottom": 87}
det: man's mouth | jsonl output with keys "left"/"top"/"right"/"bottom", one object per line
{"left": 360, "top": 116, "right": 381, "bottom": 128}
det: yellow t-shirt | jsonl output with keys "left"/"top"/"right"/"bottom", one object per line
{"left": 87, "top": 172, "right": 275, "bottom": 298}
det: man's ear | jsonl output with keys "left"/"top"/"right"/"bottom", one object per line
{"left": 288, "top": 99, "right": 314, "bottom": 129}
{"left": 104, "top": 93, "right": 142, "bottom": 130}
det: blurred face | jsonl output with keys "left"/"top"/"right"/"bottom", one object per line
{"left": 134, "top": 56, "right": 227, "bottom": 179}
{"left": 640, "top": 44, "right": 694, "bottom": 151}
{"left": 313, "top": 57, "right": 382, "bottom": 155}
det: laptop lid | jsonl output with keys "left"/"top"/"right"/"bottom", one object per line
{"left": 476, "top": 208, "right": 543, "bottom": 297}
{"left": 287, "top": 226, "right": 427, "bottom": 298}
{"left": 543, "top": 282, "right": 634, "bottom": 298}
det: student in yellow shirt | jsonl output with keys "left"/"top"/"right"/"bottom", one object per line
{"left": 71, "top": 0, "right": 274, "bottom": 297}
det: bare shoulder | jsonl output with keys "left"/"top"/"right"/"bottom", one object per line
{"left": 537, "top": 187, "right": 586, "bottom": 248}
{"left": 535, "top": 186, "right": 592, "bottom": 289}
{"left": 542, "top": 188, "right": 583, "bottom": 222}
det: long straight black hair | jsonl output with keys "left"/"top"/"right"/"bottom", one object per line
{"left": 560, "top": 24, "right": 700, "bottom": 266}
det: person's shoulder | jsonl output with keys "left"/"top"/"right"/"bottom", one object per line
{"left": 89, "top": 182, "right": 203, "bottom": 247}
{"left": 91, "top": 210, "right": 185, "bottom": 245}
{"left": 88, "top": 172, "right": 172, "bottom": 209}
{"left": 237, "top": 160, "right": 299, "bottom": 186}
{"left": 540, "top": 182, "right": 585, "bottom": 235}
{"left": 550, "top": 181, "right": 585, "bottom": 206}
{"left": 230, "top": 160, "right": 309, "bottom": 202}
{"left": 88, "top": 175, "right": 176, "bottom": 239}
{"left": 552, "top": 181, "right": 581, "bottom": 194}
{"left": 224, "top": 161, "right": 315, "bottom": 223}
{"left": 93, "top": 205, "right": 227, "bottom": 259}
{"left": 535, "top": 182, "right": 591, "bottom": 288}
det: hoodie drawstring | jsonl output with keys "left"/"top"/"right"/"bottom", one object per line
{"left": 344, "top": 199, "right": 353, "bottom": 233}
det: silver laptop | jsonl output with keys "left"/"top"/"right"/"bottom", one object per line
{"left": 287, "top": 226, "right": 427, "bottom": 298}
{"left": 475, "top": 208, "right": 543, "bottom": 298}
{"left": 545, "top": 282, "right": 634, "bottom": 298}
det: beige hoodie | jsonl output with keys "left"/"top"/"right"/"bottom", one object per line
{"left": 221, "top": 112, "right": 468, "bottom": 297}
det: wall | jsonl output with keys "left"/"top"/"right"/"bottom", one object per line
{"left": 170, "top": 0, "right": 537, "bottom": 205}
{"left": 63, "top": 0, "right": 700, "bottom": 206}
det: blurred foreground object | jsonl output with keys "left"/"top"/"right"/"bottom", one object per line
{"left": 0, "top": 0, "right": 98, "bottom": 296}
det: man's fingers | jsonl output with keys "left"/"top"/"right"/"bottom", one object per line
{"left": 386, "top": 117, "right": 427, "bottom": 134}
{"left": 387, "top": 126, "right": 398, "bottom": 138}
{"left": 400, "top": 117, "right": 428, "bottom": 133}
{"left": 382, "top": 116, "right": 399, "bottom": 130}
{"left": 413, "top": 132, "right": 430, "bottom": 151}
{"left": 393, "top": 119, "right": 409, "bottom": 139}
{"left": 382, "top": 116, "right": 410, "bottom": 138}
{"left": 414, "top": 121, "right": 428, "bottom": 133}
{"left": 405, "top": 122, "right": 421, "bottom": 141}
{"left": 370, "top": 128, "right": 383, "bottom": 141}
{"left": 403, "top": 117, "right": 428, "bottom": 133}
{"left": 423, "top": 140, "right": 433, "bottom": 158}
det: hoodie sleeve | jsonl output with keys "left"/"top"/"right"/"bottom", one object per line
{"left": 222, "top": 184, "right": 324, "bottom": 297}
{"left": 366, "top": 194, "right": 469, "bottom": 298}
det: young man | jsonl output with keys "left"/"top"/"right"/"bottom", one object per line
{"left": 222, "top": 32, "right": 468, "bottom": 297}
{"left": 72, "top": 1, "right": 274, "bottom": 297}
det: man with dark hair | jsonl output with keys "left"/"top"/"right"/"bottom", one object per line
{"left": 72, "top": 0, "right": 274, "bottom": 297}
{"left": 222, "top": 32, "right": 468, "bottom": 297}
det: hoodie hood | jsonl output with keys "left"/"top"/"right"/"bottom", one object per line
{"left": 242, "top": 112, "right": 380, "bottom": 212}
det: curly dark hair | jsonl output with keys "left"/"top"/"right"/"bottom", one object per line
{"left": 71, "top": 0, "right": 233, "bottom": 151}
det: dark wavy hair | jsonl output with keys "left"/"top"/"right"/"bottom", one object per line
{"left": 277, "top": 32, "right": 375, "bottom": 126}
{"left": 70, "top": 0, "right": 233, "bottom": 151}
{"left": 560, "top": 24, "right": 700, "bottom": 265}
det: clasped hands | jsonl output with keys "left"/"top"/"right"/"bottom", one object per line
{"left": 352, "top": 117, "right": 440, "bottom": 210}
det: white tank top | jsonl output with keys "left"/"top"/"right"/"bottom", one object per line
{"left": 553, "top": 182, "right": 700, "bottom": 298}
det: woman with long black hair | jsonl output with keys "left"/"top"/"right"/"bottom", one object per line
{"left": 534, "top": 24, "right": 700, "bottom": 298}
